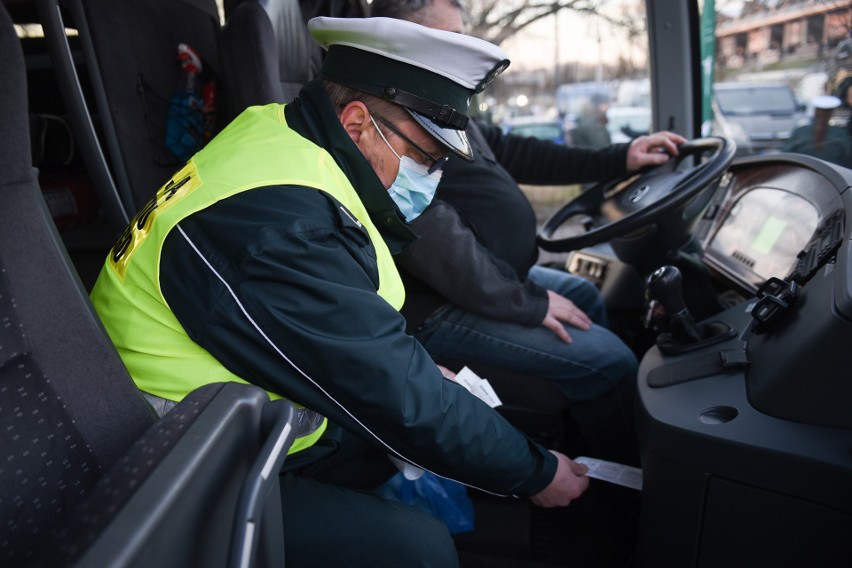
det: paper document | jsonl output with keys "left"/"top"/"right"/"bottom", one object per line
{"left": 388, "top": 455, "right": 425, "bottom": 480}
{"left": 454, "top": 366, "right": 502, "bottom": 407}
{"left": 574, "top": 456, "right": 643, "bottom": 491}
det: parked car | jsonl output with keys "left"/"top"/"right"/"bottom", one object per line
{"left": 614, "top": 78, "right": 650, "bottom": 108}
{"left": 712, "top": 81, "right": 808, "bottom": 155}
{"left": 555, "top": 81, "right": 613, "bottom": 135}
{"left": 502, "top": 115, "right": 565, "bottom": 144}
{"left": 605, "top": 105, "right": 651, "bottom": 143}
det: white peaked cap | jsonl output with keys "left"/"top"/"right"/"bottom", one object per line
{"left": 309, "top": 16, "right": 510, "bottom": 160}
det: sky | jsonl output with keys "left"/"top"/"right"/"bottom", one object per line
{"left": 498, "top": 6, "right": 642, "bottom": 72}
{"left": 502, "top": 12, "right": 595, "bottom": 71}
{"left": 360, "top": 0, "right": 633, "bottom": 72}
{"left": 499, "top": 0, "right": 748, "bottom": 72}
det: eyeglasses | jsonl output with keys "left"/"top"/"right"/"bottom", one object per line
{"left": 373, "top": 114, "right": 448, "bottom": 175}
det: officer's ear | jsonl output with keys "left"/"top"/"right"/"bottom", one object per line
{"left": 340, "top": 101, "right": 372, "bottom": 145}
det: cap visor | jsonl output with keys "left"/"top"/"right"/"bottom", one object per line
{"left": 407, "top": 110, "right": 473, "bottom": 161}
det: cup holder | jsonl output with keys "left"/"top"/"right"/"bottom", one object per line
{"left": 699, "top": 405, "right": 738, "bottom": 425}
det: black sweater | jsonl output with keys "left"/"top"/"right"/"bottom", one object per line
{"left": 396, "top": 119, "right": 630, "bottom": 330}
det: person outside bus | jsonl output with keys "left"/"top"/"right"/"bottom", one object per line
{"left": 784, "top": 95, "right": 852, "bottom": 168}
{"left": 570, "top": 93, "right": 613, "bottom": 149}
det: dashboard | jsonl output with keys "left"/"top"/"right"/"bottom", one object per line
{"left": 700, "top": 155, "right": 849, "bottom": 293}
{"left": 707, "top": 187, "right": 818, "bottom": 282}
{"left": 636, "top": 153, "right": 852, "bottom": 566}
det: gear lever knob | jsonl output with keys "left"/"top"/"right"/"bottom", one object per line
{"left": 647, "top": 265, "right": 688, "bottom": 316}
{"left": 647, "top": 266, "right": 703, "bottom": 343}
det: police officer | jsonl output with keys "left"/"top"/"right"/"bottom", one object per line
{"left": 784, "top": 95, "right": 852, "bottom": 168}
{"left": 90, "top": 16, "right": 589, "bottom": 567}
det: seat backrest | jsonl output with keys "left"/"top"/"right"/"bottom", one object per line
{"left": 0, "top": 3, "right": 156, "bottom": 563}
{"left": 37, "top": 0, "right": 224, "bottom": 217}
{"left": 220, "top": 0, "right": 371, "bottom": 113}
{"left": 297, "top": 0, "right": 369, "bottom": 21}
{"left": 3, "top": 7, "right": 301, "bottom": 565}
{"left": 262, "top": 0, "right": 320, "bottom": 100}
{"left": 219, "top": 0, "right": 286, "bottom": 122}
{"left": 220, "top": 0, "right": 321, "bottom": 123}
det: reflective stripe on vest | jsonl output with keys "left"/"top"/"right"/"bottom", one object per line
{"left": 90, "top": 104, "right": 405, "bottom": 454}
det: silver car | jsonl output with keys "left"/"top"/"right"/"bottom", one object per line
{"left": 713, "top": 81, "right": 808, "bottom": 155}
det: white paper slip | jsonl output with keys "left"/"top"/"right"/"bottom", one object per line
{"left": 574, "top": 456, "right": 643, "bottom": 491}
{"left": 388, "top": 455, "right": 425, "bottom": 480}
{"left": 454, "top": 366, "right": 503, "bottom": 408}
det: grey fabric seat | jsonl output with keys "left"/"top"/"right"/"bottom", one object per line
{"left": 219, "top": 0, "right": 368, "bottom": 119}
{"left": 36, "top": 0, "right": 226, "bottom": 222}
{"left": 219, "top": 0, "right": 319, "bottom": 121}
{"left": 0, "top": 4, "right": 297, "bottom": 565}
{"left": 220, "top": 0, "right": 288, "bottom": 121}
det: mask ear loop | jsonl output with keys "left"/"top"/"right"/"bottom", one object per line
{"left": 369, "top": 115, "right": 402, "bottom": 160}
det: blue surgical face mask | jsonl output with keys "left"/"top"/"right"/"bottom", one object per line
{"left": 371, "top": 116, "right": 443, "bottom": 221}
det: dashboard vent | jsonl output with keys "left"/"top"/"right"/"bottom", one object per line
{"left": 732, "top": 250, "right": 755, "bottom": 268}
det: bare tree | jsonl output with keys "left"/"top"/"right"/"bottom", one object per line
{"left": 464, "top": 0, "right": 639, "bottom": 46}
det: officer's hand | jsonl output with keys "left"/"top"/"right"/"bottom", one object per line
{"left": 626, "top": 130, "right": 687, "bottom": 172}
{"left": 530, "top": 451, "right": 590, "bottom": 508}
{"left": 437, "top": 364, "right": 456, "bottom": 381}
{"left": 541, "top": 290, "right": 592, "bottom": 344}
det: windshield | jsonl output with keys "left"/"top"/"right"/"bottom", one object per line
{"left": 707, "top": 1, "right": 852, "bottom": 167}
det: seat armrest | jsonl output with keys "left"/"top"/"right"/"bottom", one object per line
{"left": 43, "top": 382, "right": 286, "bottom": 568}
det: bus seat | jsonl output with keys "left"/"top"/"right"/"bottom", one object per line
{"left": 219, "top": 0, "right": 320, "bottom": 123}
{"left": 219, "top": 0, "right": 287, "bottom": 122}
{"left": 0, "top": 4, "right": 297, "bottom": 565}
{"left": 220, "top": 0, "right": 372, "bottom": 120}
{"left": 35, "top": 0, "right": 225, "bottom": 219}
{"left": 257, "top": 0, "right": 319, "bottom": 101}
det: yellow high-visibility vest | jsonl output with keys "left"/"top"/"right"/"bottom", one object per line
{"left": 91, "top": 104, "right": 405, "bottom": 453}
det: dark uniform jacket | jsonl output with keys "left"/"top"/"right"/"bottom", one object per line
{"left": 156, "top": 81, "right": 557, "bottom": 497}
{"left": 396, "top": 119, "right": 630, "bottom": 331}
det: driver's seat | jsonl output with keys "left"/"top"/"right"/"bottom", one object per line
{"left": 439, "top": 359, "right": 579, "bottom": 450}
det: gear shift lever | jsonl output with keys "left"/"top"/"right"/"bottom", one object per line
{"left": 647, "top": 266, "right": 703, "bottom": 344}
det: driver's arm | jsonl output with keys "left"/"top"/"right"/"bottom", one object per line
{"left": 480, "top": 123, "right": 685, "bottom": 185}
{"left": 397, "top": 200, "right": 548, "bottom": 327}
{"left": 479, "top": 122, "right": 630, "bottom": 185}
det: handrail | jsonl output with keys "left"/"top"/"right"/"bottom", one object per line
{"left": 229, "top": 398, "right": 297, "bottom": 568}
{"left": 35, "top": 0, "right": 133, "bottom": 230}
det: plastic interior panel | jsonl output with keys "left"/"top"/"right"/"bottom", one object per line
{"left": 77, "top": 383, "right": 284, "bottom": 568}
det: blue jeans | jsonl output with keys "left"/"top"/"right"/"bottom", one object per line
{"left": 414, "top": 266, "right": 638, "bottom": 403}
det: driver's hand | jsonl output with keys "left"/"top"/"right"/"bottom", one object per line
{"left": 626, "top": 130, "right": 687, "bottom": 172}
{"left": 542, "top": 290, "right": 592, "bottom": 344}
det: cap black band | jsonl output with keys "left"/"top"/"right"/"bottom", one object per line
{"left": 380, "top": 86, "right": 468, "bottom": 129}
{"left": 321, "top": 45, "right": 472, "bottom": 130}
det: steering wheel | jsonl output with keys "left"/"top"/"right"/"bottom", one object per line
{"left": 537, "top": 137, "right": 736, "bottom": 252}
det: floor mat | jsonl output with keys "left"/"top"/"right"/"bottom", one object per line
{"left": 455, "top": 480, "right": 638, "bottom": 568}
